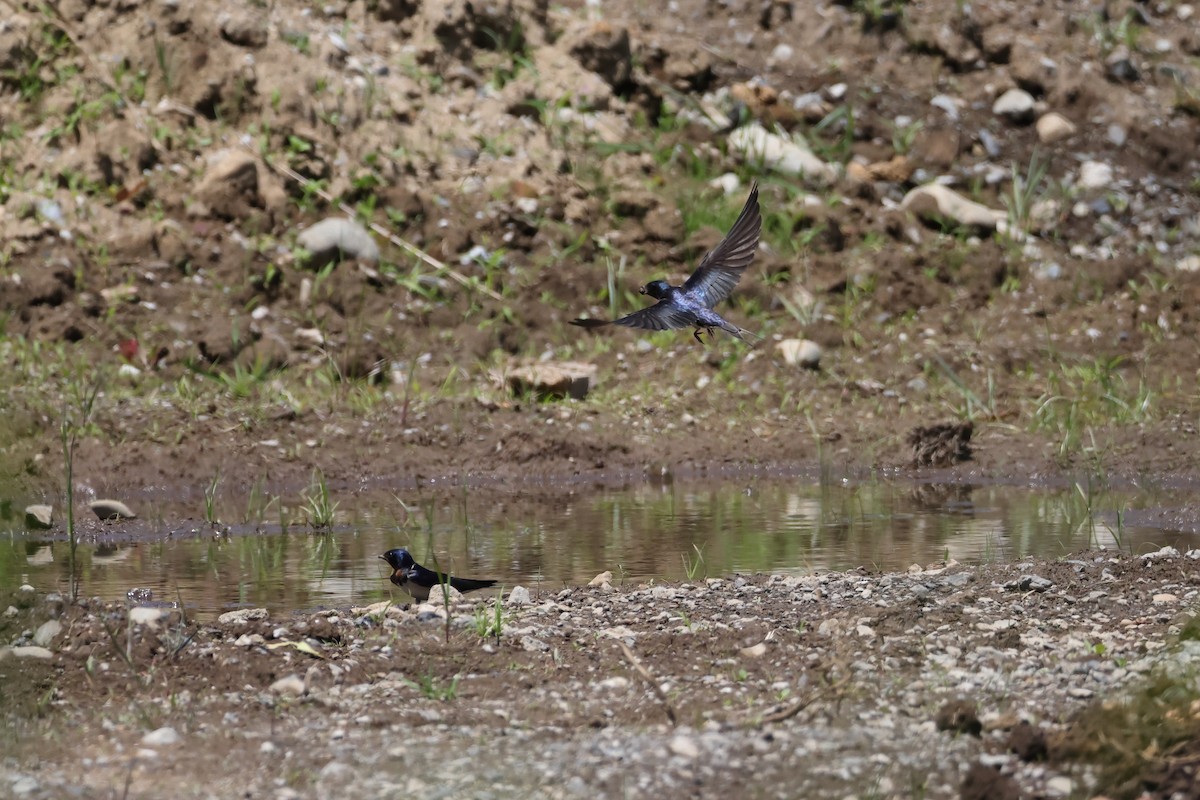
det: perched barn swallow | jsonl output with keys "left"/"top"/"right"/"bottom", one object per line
{"left": 379, "top": 548, "right": 498, "bottom": 602}
{"left": 571, "top": 182, "right": 762, "bottom": 343}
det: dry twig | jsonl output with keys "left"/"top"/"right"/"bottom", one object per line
{"left": 615, "top": 639, "right": 677, "bottom": 727}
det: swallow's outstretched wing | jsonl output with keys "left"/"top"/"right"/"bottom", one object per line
{"left": 571, "top": 301, "right": 698, "bottom": 333}
{"left": 681, "top": 182, "right": 761, "bottom": 309}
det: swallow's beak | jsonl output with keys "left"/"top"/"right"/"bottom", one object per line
{"left": 638, "top": 286, "right": 647, "bottom": 295}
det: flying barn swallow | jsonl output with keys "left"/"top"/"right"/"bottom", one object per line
{"left": 379, "top": 548, "right": 498, "bottom": 602}
{"left": 571, "top": 182, "right": 762, "bottom": 343}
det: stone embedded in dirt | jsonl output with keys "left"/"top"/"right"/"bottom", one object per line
{"left": 506, "top": 586, "right": 531, "bottom": 607}
{"left": 296, "top": 217, "right": 380, "bottom": 269}
{"left": 1007, "top": 574, "right": 1053, "bottom": 592}
{"left": 728, "top": 124, "right": 837, "bottom": 184}
{"left": 141, "top": 727, "right": 181, "bottom": 747}
{"left": 270, "top": 674, "right": 306, "bottom": 697}
{"left": 194, "top": 150, "right": 260, "bottom": 220}
{"left": 89, "top": 499, "right": 137, "bottom": 521}
{"left": 32, "top": 620, "right": 61, "bottom": 647}
{"left": 234, "top": 633, "right": 266, "bottom": 647}
{"left": 668, "top": 735, "right": 700, "bottom": 759}
{"left": 934, "top": 698, "right": 982, "bottom": 736}
{"left": 907, "top": 421, "right": 973, "bottom": 467}
{"left": 561, "top": 20, "right": 632, "bottom": 89}
{"left": 1077, "top": 160, "right": 1114, "bottom": 191}
{"left": 1036, "top": 112, "right": 1077, "bottom": 144}
{"left": 218, "top": 608, "right": 269, "bottom": 625}
{"left": 0, "top": 646, "right": 53, "bottom": 660}
{"left": 776, "top": 339, "right": 822, "bottom": 370}
{"left": 900, "top": 184, "right": 1006, "bottom": 231}
{"left": 505, "top": 361, "right": 597, "bottom": 401}
{"left": 218, "top": 11, "right": 269, "bottom": 48}
{"left": 1106, "top": 48, "right": 1140, "bottom": 82}
{"left": 992, "top": 87, "right": 1036, "bottom": 124}
{"left": 24, "top": 505, "right": 52, "bottom": 529}
{"left": 589, "top": 571, "right": 613, "bottom": 587}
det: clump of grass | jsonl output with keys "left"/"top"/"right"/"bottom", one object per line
{"left": 302, "top": 469, "right": 338, "bottom": 529}
{"left": 61, "top": 379, "right": 101, "bottom": 601}
{"left": 406, "top": 673, "right": 460, "bottom": 702}
{"left": 473, "top": 591, "right": 506, "bottom": 645}
{"left": 681, "top": 543, "right": 706, "bottom": 580}
{"left": 204, "top": 470, "right": 220, "bottom": 525}
{"left": 1055, "top": 665, "right": 1200, "bottom": 798}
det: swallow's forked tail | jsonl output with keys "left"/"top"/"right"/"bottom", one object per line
{"left": 721, "top": 321, "right": 763, "bottom": 346}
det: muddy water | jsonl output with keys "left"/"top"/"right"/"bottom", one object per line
{"left": 2, "top": 477, "right": 1194, "bottom": 619}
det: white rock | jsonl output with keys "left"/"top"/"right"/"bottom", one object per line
{"left": 728, "top": 124, "right": 838, "bottom": 183}
{"left": 0, "top": 646, "right": 53, "bottom": 660}
{"left": 992, "top": 88, "right": 1035, "bottom": 122}
{"left": 597, "top": 676, "right": 630, "bottom": 691}
{"left": 234, "top": 633, "right": 266, "bottom": 647}
{"left": 33, "top": 620, "right": 62, "bottom": 647}
{"left": 141, "top": 727, "right": 180, "bottom": 747}
{"left": 776, "top": 338, "right": 822, "bottom": 369}
{"left": 11, "top": 776, "right": 39, "bottom": 795}
{"left": 1153, "top": 593, "right": 1178, "bottom": 604}
{"left": 24, "top": 505, "right": 53, "bottom": 529}
{"left": 1035, "top": 112, "right": 1076, "bottom": 144}
{"left": 900, "top": 185, "right": 1006, "bottom": 230}
{"left": 270, "top": 674, "right": 306, "bottom": 696}
{"left": 90, "top": 499, "right": 137, "bottom": 521}
{"left": 504, "top": 361, "right": 597, "bottom": 400}
{"left": 1175, "top": 255, "right": 1200, "bottom": 273}
{"left": 1045, "top": 775, "right": 1073, "bottom": 796}
{"left": 769, "top": 43, "right": 793, "bottom": 62}
{"left": 708, "top": 173, "right": 742, "bottom": 195}
{"left": 669, "top": 735, "right": 700, "bottom": 759}
{"left": 1077, "top": 161, "right": 1114, "bottom": 191}
{"left": 929, "top": 94, "right": 960, "bottom": 120}
{"left": 296, "top": 217, "right": 380, "bottom": 265}
{"left": 129, "top": 607, "right": 171, "bottom": 627}
{"left": 506, "top": 586, "right": 532, "bottom": 607}
{"left": 218, "top": 608, "right": 269, "bottom": 625}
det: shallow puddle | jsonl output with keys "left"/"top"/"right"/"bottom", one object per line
{"left": 3, "top": 476, "right": 1196, "bottom": 619}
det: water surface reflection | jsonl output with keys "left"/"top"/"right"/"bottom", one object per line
{"left": 2, "top": 478, "right": 1191, "bottom": 619}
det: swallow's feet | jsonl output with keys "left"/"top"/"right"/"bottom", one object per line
{"left": 693, "top": 328, "right": 705, "bottom": 344}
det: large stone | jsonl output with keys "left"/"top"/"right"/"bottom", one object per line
{"left": 728, "top": 124, "right": 837, "bottom": 183}
{"left": 296, "top": 218, "right": 380, "bottom": 269}
{"left": 218, "top": 10, "right": 269, "bottom": 48}
{"left": 992, "top": 88, "right": 1035, "bottom": 124}
{"left": 218, "top": 608, "right": 269, "bottom": 625}
{"left": 141, "top": 727, "right": 181, "bottom": 747}
{"left": 90, "top": 499, "right": 137, "bottom": 521}
{"left": 33, "top": 620, "right": 62, "bottom": 647}
{"left": 900, "top": 185, "right": 1006, "bottom": 231}
{"left": 1036, "top": 112, "right": 1076, "bottom": 144}
{"left": 776, "top": 339, "right": 822, "bottom": 370}
{"left": 505, "top": 361, "right": 597, "bottom": 400}
{"left": 24, "top": 505, "right": 53, "bottom": 529}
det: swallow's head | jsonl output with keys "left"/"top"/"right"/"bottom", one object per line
{"left": 379, "top": 548, "right": 414, "bottom": 571}
{"left": 640, "top": 280, "right": 672, "bottom": 299}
